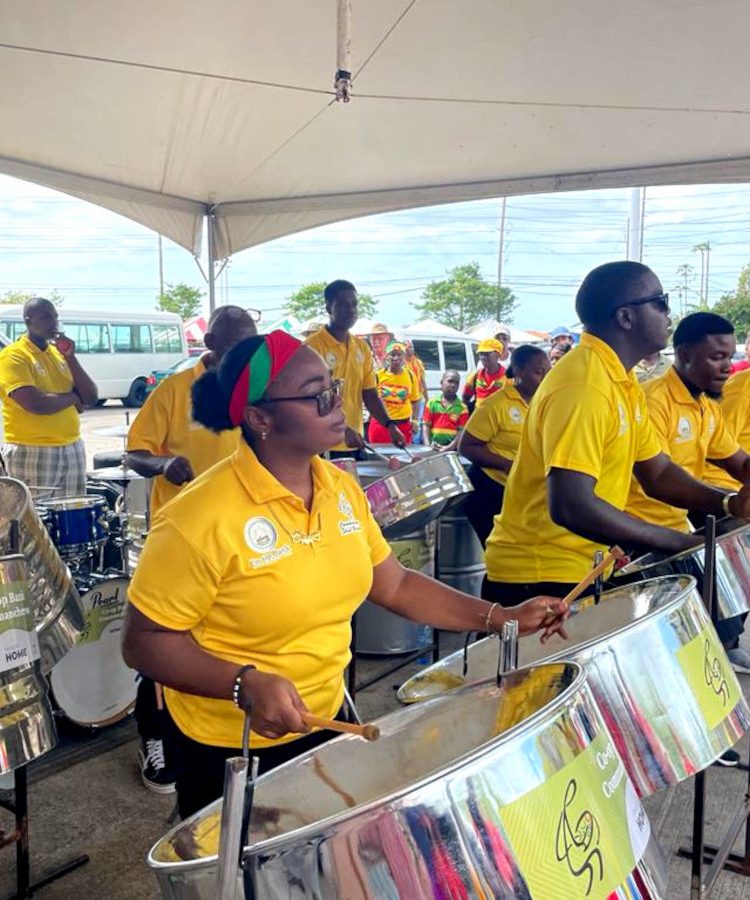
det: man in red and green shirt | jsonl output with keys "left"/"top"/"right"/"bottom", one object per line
{"left": 462, "top": 338, "right": 506, "bottom": 411}
{"left": 423, "top": 370, "right": 469, "bottom": 450}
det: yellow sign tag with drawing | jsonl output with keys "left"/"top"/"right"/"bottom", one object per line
{"left": 676, "top": 623, "right": 742, "bottom": 732}
{"left": 498, "top": 730, "right": 649, "bottom": 899}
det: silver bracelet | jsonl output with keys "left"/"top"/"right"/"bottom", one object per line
{"left": 723, "top": 492, "right": 738, "bottom": 517}
{"left": 484, "top": 602, "right": 500, "bottom": 633}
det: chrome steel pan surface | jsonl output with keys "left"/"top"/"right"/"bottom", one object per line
{"left": 0, "top": 554, "right": 57, "bottom": 772}
{"left": 616, "top": 516, "right": 750, "bottom": 619}
{"left": 0, "top": 478, "right": 84, "bottom": 672}
{"left": 359, "top": 451, "right": 472, "bottom": 538}
{"left": 149, "top": 662, "right": 667, "bottom": 899}
{"left": 398, "top": 575, "right": 749, "bottom": 797}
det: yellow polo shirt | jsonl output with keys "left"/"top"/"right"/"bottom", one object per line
{"left": 0, "top": 334, "right": 79, "bottom": 445}
{"left": 305, "top": 327, "right": 376, "bottom": 450}
{"left": 127, "top": 442, "right": 392, "bottom": 749}
{"left": 485, "top": 333, "right": 661, "bottom": 584}
{"left": 626, "top": 367, "right": 738, "bottom": 531}
{"left": 464, "top": 382, "right": 528, "bottom": 485}
{"left": 705, "top": 368, "right": 750, "bottom": 491}
{"left": 126, "top": 356, "right": 239, "bottom": 517}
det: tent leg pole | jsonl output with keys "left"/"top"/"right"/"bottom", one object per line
{"left": 207, "top": 212, "right": 216, "bottom": 313}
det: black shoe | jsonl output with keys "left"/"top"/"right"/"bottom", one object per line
{"left": 714, "top": 749, "right": 741, "bottom": 767}
{"left": 138, "top": 738, "right": 176, "bottom": 794}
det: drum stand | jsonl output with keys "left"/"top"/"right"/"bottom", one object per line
{"left": 677, "top": 515, "right": 750, "bottom": 895}
{"left": 0, "top": 520, "right": 89, "bottom": 900}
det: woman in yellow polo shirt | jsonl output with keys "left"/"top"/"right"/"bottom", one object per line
{"left": 460, "top": 346, "right": 550, "bottom": 546}
{"left": 123, "top": 332, "right": 567, "bottom": 818}
{"left": 369, "top": 341, "right": 421, "bottom": 443}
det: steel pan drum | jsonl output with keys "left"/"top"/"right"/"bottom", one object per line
{"left": 149, "top": 662, "right": 667, "bottom": 899}
{"left": 616, "top": 516, "right": 750, "bottom": 619}
{"left": 0, "top": 554, "right": 56, "bottom": 773}
{"left": 357, "top": 451, "right": 472, "bottom": 539}
{"left": 398, "top": 576, "right": 750, "bottom": 797}
{"left": 0, "top": 478, "right": 84, "bottom": 673}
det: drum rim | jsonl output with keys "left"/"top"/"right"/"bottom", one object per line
{"left": 397, "top": 574, "right": 698, "bottom": 703}
{"left": 149, "top": 660, "right": 587, "bottom": 868}
{"left": 39, "top": 496, "right": 108, "bottom": 511}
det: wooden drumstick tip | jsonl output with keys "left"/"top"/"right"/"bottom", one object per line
{"left": 361, "top": 723, "right": 380, "bottom": 742}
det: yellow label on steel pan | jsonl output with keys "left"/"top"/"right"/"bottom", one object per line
{"left": 676, "top": 623, "right": 742, "bottom": 732}
{"left": 498, "top": 731, "right": 649, "bottom": 899}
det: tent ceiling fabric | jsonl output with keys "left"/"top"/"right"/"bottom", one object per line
{"left": 2, "top": 0, "right": 750, "bottom": 259}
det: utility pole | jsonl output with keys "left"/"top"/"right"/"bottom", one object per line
{"left": 693, "top": 241, "right": 711, "bottom": 305}
{"left": 497, "top": 197, "right": 507, "bottom": 288}
{"left": 627, "top": 187, "right": 643, "bottom": 261}
{"left": 157, "top": 234, "right": 164, "bottom": 296}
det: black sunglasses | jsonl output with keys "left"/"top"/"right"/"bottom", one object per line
{"left": 259, "top": 379, "right": 344, "bottom": 417}
{"left": 620, "top": 292, "right": 670, "bottom": 314}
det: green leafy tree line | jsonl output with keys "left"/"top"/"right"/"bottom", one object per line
{"left": 284, "top": 282, "right": 378, "bottom": 321}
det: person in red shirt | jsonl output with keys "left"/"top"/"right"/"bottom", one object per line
{"left": 730, "top": 330, "right": 750, "bottom": 374}
{"left": 462, "top": 338, "right": 506, "bottom": 412}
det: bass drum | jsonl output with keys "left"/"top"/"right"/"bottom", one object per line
{"left": 49, "top": 576, "right": 137, "bottom": 727}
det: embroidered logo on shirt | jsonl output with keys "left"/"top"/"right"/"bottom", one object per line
{"left": 244, "top": 517, "right": 278, "bottom": 552}
{"left": 617, "top": 403, "right": 629, "bottom": 436}
{"left": 676, "top": 416, "right": 694, "bottom": 442}
{"left": 325, "top": 351, "right": 338, "bottom": 369}
{"left": 508, "top": 406, "right": 523, "bottom": 424}
{"left": 338, "top": 491, "right": 362, "bottom": 535}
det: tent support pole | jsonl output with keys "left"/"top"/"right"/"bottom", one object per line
{"left": 207, "top": 210, "right": 217, "bottom": 313}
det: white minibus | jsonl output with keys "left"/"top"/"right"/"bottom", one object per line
{"left": 0, "top": 306, "right": 186, "bottom": 407}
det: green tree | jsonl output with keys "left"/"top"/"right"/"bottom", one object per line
{"left": 712, "top": 263, "right": 750, "bottom": 337}
{"left": 414, "top": 262, "right": 517, "bottom": 332}
{"left": 283, "top": 281, "right": 377, "bottom": 321}
{"left": 0, "top": 289, "right": 64, "bottom": 306}
{"left": 157, "top": 283, "right": 203, "bottom": 319}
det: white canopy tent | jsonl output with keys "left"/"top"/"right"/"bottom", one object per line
{"left": 2, "top": 0, "right": 750, "bottom": 309}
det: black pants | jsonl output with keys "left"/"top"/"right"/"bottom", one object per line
{"left": 481, "top": 576, "right": 594, "bottom": 608}
{"left": 464, "top": 464, "right": 505, "bottom": 548}
{"left": 135, "top": 676, "right": 165, "bottom": 741}
{"left": 163, "top": 704, "right": 346, "bottom": 819}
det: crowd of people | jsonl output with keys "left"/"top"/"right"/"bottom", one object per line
{"left": 3, "top": 257, "right": 750, "bottom": 814}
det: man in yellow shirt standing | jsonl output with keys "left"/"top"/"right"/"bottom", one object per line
{"left": 484, "top": 261, "right": 750, "bottom": 608}
{"left": 626, "top": 312, "right": 750, "bottom": 682}
{"left": 305, "top": 281, "right": 405, "bottom": 457}
{"left": 124, "top": 303, "right": 257, "bottom": 793}
{"left": 0, "top": 297, "right": 98, "bottom": 497}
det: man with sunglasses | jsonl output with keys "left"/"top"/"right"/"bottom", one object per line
{"left": 483, "top": 261, "right": 750, "bottom": 612}
{"left": 124, "top": 303, "right": 257, "bottom": 794}
{"left": 306, "top": 280, "right": 406, "bottom": 458}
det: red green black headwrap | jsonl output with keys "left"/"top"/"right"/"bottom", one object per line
{"left": 225, "top": 331, "right": 302, "bottom": 427}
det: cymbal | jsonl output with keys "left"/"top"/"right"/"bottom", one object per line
{"left": 88, "top": 466, "right": 144, "bottom": 482}
{"left": 92, "top": 424, "right": 131, "bottom": 438}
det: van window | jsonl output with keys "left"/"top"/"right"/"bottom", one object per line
{"left": 65, "top": 322, "right": 110, "bottom": 353}
{"left": 113, "top": 324, "right": 152, "bottom": 353}
{"left": 412, "top": 339, "right": 440, "bottom": 371}
{"left": 444, "top": 341, "right": 469, "bottom": 371}
{"left": 152, "top": 324, "right": 183, "bottom": 354}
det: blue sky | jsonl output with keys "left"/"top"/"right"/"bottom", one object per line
{"left": 2, "top": 174, "right": 749, "bottom": 331}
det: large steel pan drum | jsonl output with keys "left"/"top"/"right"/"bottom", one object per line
{"left": 398, "top": 576, "right": 750, "bottom": 797}
{"left": 0, "top": 554, "right": 56, "bottom": 773}
{"left": 616, "top": 516, "right": 750, "bottom": 619}
{"left": 149, "top": 662, "right": 667, "bottom": 899}
{"left": 0, "top": 478, "right": 84, "bottom": 672}
{"left": 357, "top": 451, "right": 471, "bottom": 539}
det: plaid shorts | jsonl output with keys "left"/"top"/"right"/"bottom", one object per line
{"left": 2, "top": 439, "right": 87, "bottom": 500}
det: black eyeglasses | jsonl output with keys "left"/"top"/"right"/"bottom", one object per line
{"left": 621, "top": 292, "right": 670, "bottom": 314}
{"left": 259, "top": 379, "right": 344, "bottom": 417}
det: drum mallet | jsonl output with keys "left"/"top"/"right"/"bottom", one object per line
{"left": 301, "top": 713, "right": 380, "bottom": 741}
{"left": 561, "top": 546, "right": 624, "bottom": 610}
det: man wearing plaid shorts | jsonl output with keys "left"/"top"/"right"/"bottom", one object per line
{"left": 0, "top": 297, "right": 98, "bottom": 498}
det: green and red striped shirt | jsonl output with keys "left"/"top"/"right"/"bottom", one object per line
{"left": 423, "top": 396, "right": 469, "bottom": 445}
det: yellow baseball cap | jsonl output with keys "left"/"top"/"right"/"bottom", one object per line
{"left": 477, "top": 338, "right": 505, "bottom": 354}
